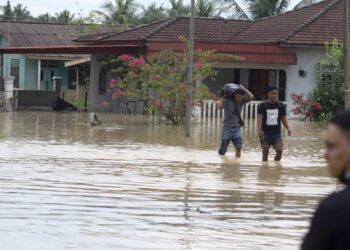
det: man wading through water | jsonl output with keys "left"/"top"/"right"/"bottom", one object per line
{"left": 302, "top": 111, "right": 350, "bottom": 250}
{"left": 216, "top": 84, "right": 254, "bottom": 157}
{"left": 257, "top": 86, "right": 291, "bottom": 161}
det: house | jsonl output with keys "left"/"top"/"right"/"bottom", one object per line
{"left": 72, "top": 0, "right": 343, "bottom": 113}
{"left": 0, "top": 21, "right": 123, "bottom": 95}
{"left": 0, "top": 0, "right": 347, "bottom": 114}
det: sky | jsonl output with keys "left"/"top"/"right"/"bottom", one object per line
{"left": 8, "top": 0, "right": 302, "bottom": 17}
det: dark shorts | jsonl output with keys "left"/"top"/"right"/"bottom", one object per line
{"left": 218, "top": 127, "right": 242, "bottom": 155}
{"left": 260, "top": 133, "right": 283, "bottom": 146}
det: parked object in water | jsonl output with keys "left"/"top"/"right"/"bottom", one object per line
{"left": 89, "top": 113, "right": 102, "bottom": 126}
{"left": 52, "top": 97, "right": 77, "bottom": 111}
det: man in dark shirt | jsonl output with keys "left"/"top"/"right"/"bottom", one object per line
{"left": 302, "top": 110, "right": 350, "bottom": 250}
{"left": 257, "top": 86, "right": 291, "bottom": 161}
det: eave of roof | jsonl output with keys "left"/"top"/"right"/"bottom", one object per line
{"left": 0, "top": 45, "right": 142, "bottom": 54}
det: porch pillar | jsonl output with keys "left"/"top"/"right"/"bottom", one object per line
{"left": 37, "top": 59, "right": 41, "bottom": 90}
{"left": 195, "top": 79, "right": 201, "bottom": 88}
{"left": 76, "top": 67, "right": 79, "bottom": 99}
{"left": 0, "top": 54, "right": 3, "bottom": 91}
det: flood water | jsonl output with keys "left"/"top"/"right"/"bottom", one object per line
{"left": 0, "top": 112, "right": 337, "bottom": 250}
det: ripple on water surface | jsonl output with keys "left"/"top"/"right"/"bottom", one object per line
{"left": 0, "top": 112, "right": 335, "bottom": 250}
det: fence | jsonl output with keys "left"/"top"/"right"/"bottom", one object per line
{"left": 201, "top": 100, "right": 286, "bottom": 120}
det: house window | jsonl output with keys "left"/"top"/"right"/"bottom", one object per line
{"left": 98, "top": 67, "right": 107, "bottom": 95}
{"left": 10, "top": 59, "right": 20, "bottom": 88}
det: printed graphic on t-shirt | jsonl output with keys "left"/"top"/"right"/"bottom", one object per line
{"left": 266, "top": 109, "right": 279, "bottom": 126}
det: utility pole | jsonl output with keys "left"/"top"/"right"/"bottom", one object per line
{"left": 344, "top": 0, "right": 350, "bottom": 109}
{"left": 185, "top": 0, "right": 195, "bottom": 137}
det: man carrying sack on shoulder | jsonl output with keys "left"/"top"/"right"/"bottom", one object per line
{"left": 216, "top": 83, "right": 254, "bottom": 158}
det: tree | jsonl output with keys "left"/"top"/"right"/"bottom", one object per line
{"left": 0, "top": 1, "right": 33, "bottom": 21}
{"left": 293, "top": 0, "right": 321, "bottom": 10}
{"left": 167, "top": 0, "right": 190, "bottom": 18}
{"left": 106, "top": 49, "right": 220, "bottom": 125}
{"left": 291, "top": 40, "right": 345, "bottom": 121}
{"left": 35, "top": 13, "right": 57, "bottom": 23}
{"left": 55, "top": 10, "right": 75, "bottom": 23}
{"left": 94, "top": 0, "right": 137, "bottom": 25}
{"left": 12, "top": 3, "right": 32, "bottom": 20}
{"left": 195, "top": 0, "right": 215, "bottom": 17}
{"left": 217, "top": 0, "right": 318, "bottom": 20}
{"left": 0, "top": 1, "right": 12, "bottom": 21}
{"left": 137, "top": 2, "right": 167, "bottom": 24}
{"left": 249, "top": 0, "right": 290, "bottom": 20}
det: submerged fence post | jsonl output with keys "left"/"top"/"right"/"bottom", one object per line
{"left": 84, "top": 91, "right": 88, "bottom": 112}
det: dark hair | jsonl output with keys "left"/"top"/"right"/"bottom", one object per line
{"left": 330, "top": 110, "right": 350, "bottom": 133}
{"left": 267, "top": 86, "right": 278, "bottom": 93}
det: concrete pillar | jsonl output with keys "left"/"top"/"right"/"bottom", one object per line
{"left": 37, "top": 59, "right": 41, "bottom": 90}
{"left": 3, "top": 76, "right": 14, "bottom": 100}
{"left": 3, "top": 75, "right": 15, "bottom": 111}
{"left": 52, "top": 76, "right": 62, "bottom": 98}
{"left": 76, "top": 67, "right": 79, "bottom": 99}
{"left": 0, "top": 54, "right": 3, "bottom": 91}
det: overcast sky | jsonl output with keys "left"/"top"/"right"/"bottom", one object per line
{"left": 8, "top": 0, "right": 301, "bottom": 17}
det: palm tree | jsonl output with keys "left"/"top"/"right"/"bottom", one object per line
{"left": 55, "top": 10, "right": 75, "bottom": 23}
{"left": 0, "top": 1, "right": 32, "bottom": 21}
{"left": 195, "top": 0, "right": 215, "bottom": 17}
{"left": 138, "top": 3, "right": 167, "bottom": 24}
{"left": 249, "top": 0, "right": 290, "bottom": 20}
{"left": 218, "top": 0, "right": 320, "bottom": 20}
{"left": 167, "top": 0, "right": 190, "bottom": 17}
{"left": 35, "top": 13, "right": 57, "bottom": 23}
{"left": 12, "top": 3, "right": 32, "bottom": 20}
{"left": 293, "top": 0, "right": 321, "bottom": 10}
{"left": 95, "top": 0, "right": 137, "bottom": 25}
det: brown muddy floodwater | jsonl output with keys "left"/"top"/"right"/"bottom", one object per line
{"left": 0, "top": 112, "right": 337, "bottom": 250}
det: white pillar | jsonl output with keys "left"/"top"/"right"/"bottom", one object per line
{"left": 37, "top": 59, "right": 41, "bottom": 90}
{"left": 76, "top": 67, "right": 79, "bottom": 99}
{"left": 195, "top": 79, "right": 201, "bottom": 88}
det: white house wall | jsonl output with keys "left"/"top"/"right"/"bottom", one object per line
{"left": 285, "top": 47, "right": 326, "bottom": 111}
{"left": 89, "top": 55, "right": 127, "bottom": 112}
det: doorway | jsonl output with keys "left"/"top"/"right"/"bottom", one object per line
{"left": 40, "top": 61, "right": 59, "bottom": 90}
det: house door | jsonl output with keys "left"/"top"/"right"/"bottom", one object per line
{"left": 249, "top": 69, "right": 278, "bottom": 101}
{"left": 41, "top": 61, "right": 59, "bottom": 90}
{"left": 249, "top": 69, "right": 269, "bottom": 101}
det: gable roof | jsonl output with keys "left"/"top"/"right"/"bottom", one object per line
{"left": 76, "top": 0, "right": 345, "bottom": 47}
{"left": 233, "top": 0, "right": 337, "bottom": 44}
{"left": 0, "top": 21, "right": 120, "bottom": 47}
{"left": 281, "top": 0, "right": 343, "bottom": 45}
{"left": 75, "top": 17, "right": 252, "bottom": 44}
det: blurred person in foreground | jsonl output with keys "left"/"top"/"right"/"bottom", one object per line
{"left": 302, "top": 110, "right": 350, "bottom": 250}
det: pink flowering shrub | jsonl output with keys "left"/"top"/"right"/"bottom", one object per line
{"left": 105, "top": 46, "right": 239, "bottom": 124}
{"left": 291, "top": 93, "right": 324, "bottom": 121}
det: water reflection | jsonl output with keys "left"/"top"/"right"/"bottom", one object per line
{"left": 0, "top": 112, "right": 337, "bottom": 250}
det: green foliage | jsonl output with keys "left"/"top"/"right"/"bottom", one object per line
{"left": 292, "top": 39, "right": 345, "bottom": 121}
{"left": 167, "top": 0, "right": 191, "bottom": 17}
{"left": 216, "top": 0, "right": 320, "bottom": 20}
{"left": 55, "top": 10, "right": 75, "bottom": 24}
{"left": 137, "top": 3, "right": 167, "bottom": 24}
{"left": 195, "top": 0, "right": 215, "bottom": 17}
{"left": 0, "top": 0, "right": 33, "bottom": 21}
{"left": 94, "top": 0, "right": 138, "bottom": 25}
{"left": 312, "top": 39, "right": 344, "bottom": 115}
{"left": 106, "top": 46, "right": 240, "bottom": 124}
